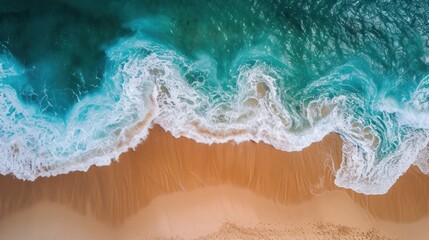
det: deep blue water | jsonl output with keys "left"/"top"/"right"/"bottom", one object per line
{"left": 1, "top": 0, "right": 429, "bottom": 194}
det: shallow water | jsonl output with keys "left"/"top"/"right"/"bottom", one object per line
{"left": 1, "top": 0, "right": 429, "bottom": 194}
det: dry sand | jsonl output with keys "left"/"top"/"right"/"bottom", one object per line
{"left": 0, "top": 125, "right": 428, "bottom": 239}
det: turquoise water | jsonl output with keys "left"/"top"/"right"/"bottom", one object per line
{"left": 1, "top": 0, "right": 429, "bottom": 194}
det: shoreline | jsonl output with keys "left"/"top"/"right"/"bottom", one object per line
{"left": 0, "top": 125, "right": 428, "bottom": 239}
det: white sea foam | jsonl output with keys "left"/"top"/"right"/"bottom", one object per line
{"left": 1, "top": 35, "right": 429, "bottom": 195}
{"left": 0, "top": 47, "right": 158, "bottom": 180}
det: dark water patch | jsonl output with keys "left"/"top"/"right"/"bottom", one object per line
{"left": 0, "top": 0, "right": 129, "bottom": 115}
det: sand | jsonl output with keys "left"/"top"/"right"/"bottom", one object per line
{"left": 0, "top": 125, "right": 428, "bottom": 239}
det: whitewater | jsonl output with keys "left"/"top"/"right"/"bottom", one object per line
{"left": 1, "top": 0, "right": 429, "bottom": 194}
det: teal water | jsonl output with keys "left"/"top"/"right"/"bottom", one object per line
{"left": 1, "top": 0, "right": 429, "bottom": 194}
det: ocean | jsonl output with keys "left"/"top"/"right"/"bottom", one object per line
{"left": 1, "top": 0, "right": 429, "bottom": 194}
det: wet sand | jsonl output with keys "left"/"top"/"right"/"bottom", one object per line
{"left": 0, "top": 125, "right": 428, "bottom": 239}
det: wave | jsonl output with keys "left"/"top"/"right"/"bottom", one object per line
{"left": 1, "top": 16, "right": 429, "bottom": 195}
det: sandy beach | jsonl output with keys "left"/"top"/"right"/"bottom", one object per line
{"left": 0, "top": 125, "right": 428, "bottom": 239}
